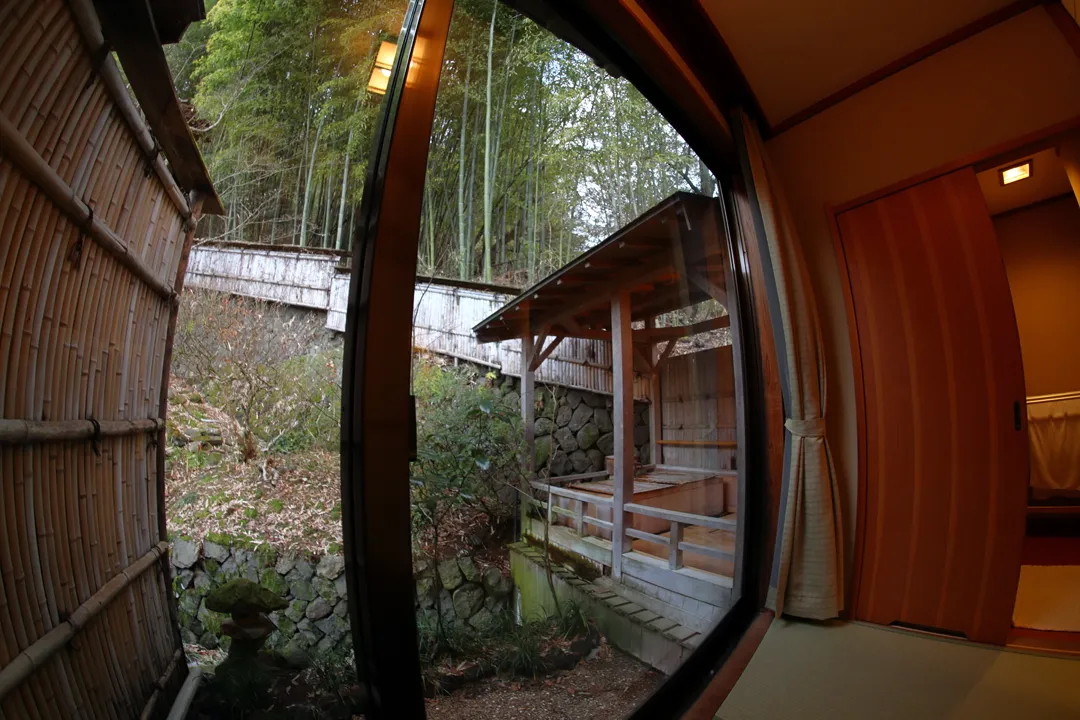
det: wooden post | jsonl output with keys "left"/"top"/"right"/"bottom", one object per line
{"left": 575, "top": 499, "right": 585, "bottom": 537}
{"left": 1061, "top": 135, "right": 1080, "bottom": 206}
{"left": 669, "top": 521, "right": 683, "bottom": 570}
{"left": 611, "top": 291, "right": 635, "bottom": 579}
{"left": 646, "top": 317, "right": 662, "bottom": 467}
{"left": 521, "top": 319, "right": 536, "bottom": 539}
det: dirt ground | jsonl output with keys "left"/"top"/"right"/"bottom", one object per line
{"left": 424, "top": 641, "right": 664, "bottom": 720}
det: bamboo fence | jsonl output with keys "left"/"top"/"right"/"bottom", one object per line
{"left": 0, "top": 0, "right": 213, "bottom": 715}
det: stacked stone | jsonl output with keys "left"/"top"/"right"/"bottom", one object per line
{"left": 172, "top": 538, "right": 351, "bottom": 660}
{"left": 173, "top": 538, "right": 518, "bottom": 661}
{"left": 500, "top": 379, "right": 651, "bottom": 477}
{"left": 414, "top": 556, "right": 514, "bottom": 629}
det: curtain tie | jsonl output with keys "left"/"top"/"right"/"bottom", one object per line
{"left": 785, "top": 417, "right": 826, "bottom": 438}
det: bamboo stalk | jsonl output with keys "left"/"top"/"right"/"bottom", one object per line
{"left": 0, "top": 418, "right": 164, "bottom": 444}
{"left": 0, "top": 112, "right": 174, "bottom": 300}
{"left": 137, "top": 649, "right": 183, "bottom": 720}
{"left": 0, "top": 541, "right": 169, "bottom": 702}
{"left": 62, "top": 0, "right": 192, "bottom": 223}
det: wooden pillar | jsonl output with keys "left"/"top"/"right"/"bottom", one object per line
{"left": 521, "top": 320, "right": 536, "bottom": 539}
{"left": 645, "top": 317, "right": 662, "bottom": 467}
{"left": 611, "top": 291, "right": 635, "bottom": 578}
{"left": 1060, "top": 134, "right": 1080, "bottom": 206}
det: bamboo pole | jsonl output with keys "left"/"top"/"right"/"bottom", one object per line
{"left": 137, "top": 649, "right": 183, "bottom": 720}
{"left": 0, "top": 111, "right": 174, "bottom": 299}
{"left": 0, "top": 541, "right": 169, "bottom": 703}
{"left": 62, "top": 0, "right": 193, "bottom": 223}
{"left": 0, "top": 418, "right": 164, "bottom": 444}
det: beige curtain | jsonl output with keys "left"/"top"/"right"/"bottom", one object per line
{"left": 737, "top": 110, "right": 844, "bottom": 619}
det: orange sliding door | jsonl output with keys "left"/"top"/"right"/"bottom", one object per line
{"left": 837, "top": 168, "right": 1029, "bottom": 645}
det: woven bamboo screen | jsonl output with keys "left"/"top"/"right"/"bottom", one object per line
{"left": 0, "top": 0, "right": 214, "bottom": 716}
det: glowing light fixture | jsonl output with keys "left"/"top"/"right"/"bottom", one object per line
{"left": 1000, "top": 160, "right": 1032, "bottom": 185}
{"left": 367, "top": 41, "right": 398, "bottom": 95}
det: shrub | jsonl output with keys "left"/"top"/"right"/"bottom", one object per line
{"left": 411, "top": 360, "right": 522, "bottom": 537}
{"left": 172, "top": 289, "right": 342, "bottom": 456}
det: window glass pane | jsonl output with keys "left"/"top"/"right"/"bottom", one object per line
{"left": 163, "top": 0, "right": 411, "bottom": 715}
{"left": 411, "top": 3, "right": 747, "bottom": 716}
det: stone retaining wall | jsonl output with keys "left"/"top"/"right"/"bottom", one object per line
{"left": 499, "top": 378, "right": 651, "bottom": 476}
{"left": 171, "top": 537, "right": 352, "bottom": 660}
{"left": 172, "top": 537, "right": 516, "bottom": 659}
{"left": 414, "top": 556, "right": 514, "bottom": 630}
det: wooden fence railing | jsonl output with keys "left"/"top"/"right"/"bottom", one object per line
{"left": 623, "top": 504, "right": 735, "bottom": 570}
{"left": 529, "top": 476, "right": 734, "bottom": 574}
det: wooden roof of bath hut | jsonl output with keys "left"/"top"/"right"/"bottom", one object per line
{"left": 473, "top": 192, "right": 731, "bottom": 344}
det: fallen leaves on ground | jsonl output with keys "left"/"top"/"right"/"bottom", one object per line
{"left": 424, "top": 642, "right": 663, "bottom": 720}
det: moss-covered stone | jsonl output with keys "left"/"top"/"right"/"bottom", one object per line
{"left": 206, "top": 579, "right": 288, "bottom": 614}
{"left": 255, "top": 545, "right": 278, "bottom": 570}
{"left": 457, "top": 556, "right": 481, "bottom": 584}
{"left": 438, "top": 559, "right": 464, "bottom": 591}
{"left": 259, "top": 569, "right": 288, "bottom": 597}
{"left": 313, "top": 576, "right": 337, "bottom": 601}
{"left": 289, "top": 580, "right": 314, "bottom": 601}
{"left": 534, "top": 435, "right": 553, "bottom": 469}
{"left": 285, "top": 599, "right": 308, "bottom": 623}
{"left": 273, "top": 613, "right": 297, "bottom": 638}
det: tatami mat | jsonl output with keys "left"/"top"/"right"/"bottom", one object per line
{"left": 717, "top": 620, "right": 1080, "bottom": 719}
{"left": 1014, "top": 565, "right": 1080, "bottom": 631}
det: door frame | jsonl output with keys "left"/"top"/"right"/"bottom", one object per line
{"left": 828, "top": 113, "right": 1080, "bottom": 623}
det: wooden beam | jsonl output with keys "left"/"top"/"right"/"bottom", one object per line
{"left": 521, "top": 324, "right": 536, "bottom": 485}
{"left": 633, "top": 344, "right": 654, "bottom": 373}
{"left": 654, "top": 338, "right": 677, "bottom": 374}
{"left": 529, "top": 334, "right": 564, "bottom": 371}
{"left": 647, "top": 317, "right": 662, "bottom": 466}
{"left": 669, "top": 521, "right": 684, "bottom": 570}
{"left": 657, "top": 439, "right": 737, "bottom": 449}
{"left": 640, "top": 315, "right": 731, "bottom": 340}
{"left": 611, "top": 291, "right": 635, "bottom": 579}
{"left": 688, "top": 271, "right": 727, "bottom": 306}
{"left": 770, "top": 0, "right": 1045, "bottom": 136}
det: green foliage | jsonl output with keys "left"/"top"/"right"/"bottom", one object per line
{"left": 171, "top": 0, "right": 708, "bottom": 276}
{"left": 556, "top": 599, "right": 589, "bottom": 639}
{"left": 410, "top": 360, "right": 522, "bottom": 543}
{"left": 304, "top": 647, "right": 358, "bottom": 697}
{"left": 267, "top": 499, "right": 284, "bottom": 514}
{"left": 417, "top": 603, "right": 590, "bottom": 679}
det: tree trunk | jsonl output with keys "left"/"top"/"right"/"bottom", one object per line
{"left": 322, "top": 159, "right": 335, "bottom": 248}
{"left": 457, "top": 59, "right": 472, "bottom": 279}
{"left": 336, "top": 96, "right": 362, "bottom": 250}
{"left": 482, "top": 0, "right": 498, "bottom": 282}
{"left": 699, "top": 158, "right": 716, "bottom": 198}
{"left": 299, "top": 112, "right": 326, "bottom": 247}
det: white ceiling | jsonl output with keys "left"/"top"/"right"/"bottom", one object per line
{"left": 978, "top": 147, "right": 1074, "bottom": 216}
{"left": 697, "top": 0, "right": 1020, "bottom": 126}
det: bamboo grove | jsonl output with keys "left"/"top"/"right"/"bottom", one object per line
{"left": 173, "top": 0, "right": 714, "bottom": 285}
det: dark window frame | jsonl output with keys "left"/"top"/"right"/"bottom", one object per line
{"left": 340, "top": 2, "right": 773, "bottom": 718}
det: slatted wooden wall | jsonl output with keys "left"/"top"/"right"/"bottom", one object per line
{"left": 660, "top": 346, "right": 737, "bottom": 470}
{"left": 0, "top": 0, "right": 205, "bottom": 715}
